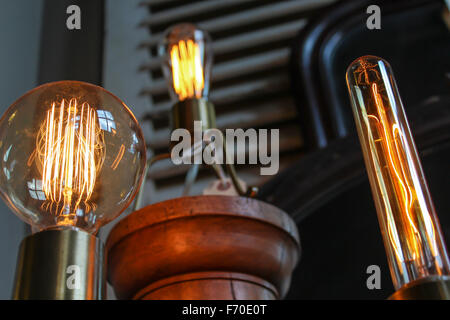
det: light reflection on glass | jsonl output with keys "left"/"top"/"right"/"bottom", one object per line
{"left": 27, "top": 179, "right": 46, "bottom": 201}
{"left": 97, "top": 109, "right": 116, "bottom": 133}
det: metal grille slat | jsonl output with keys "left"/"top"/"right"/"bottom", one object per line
{"left": 140, "top": 0, "right": 254, "bottom": 27}
{"left": 139, "top": 0, "right": 180, "bottom": 6}
{"left": 140, "top": 0, "right": 335, "bottom": 48}
{"left": 139, "top": 18, "right": 307, "bottom": 61}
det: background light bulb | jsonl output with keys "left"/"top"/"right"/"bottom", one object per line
{"left": 346, "top": 55, "right": 450, "bottom": 290}
{"left": 0, "top": 81, "right": 147, "bottom": 234}
{"left": 158, "top": 23, "right": 213, "bottom": 102}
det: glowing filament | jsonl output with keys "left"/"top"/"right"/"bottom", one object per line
{"left": 170, "top": 39, "right": 204, "bottom": 101}
{"left": 369, "top": 83, "right": 432, "bottom": 263}
{"left": 36, "top": 99, "right": 105, "bottom": 224}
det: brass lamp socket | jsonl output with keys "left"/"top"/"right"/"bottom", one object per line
{"left": 13, "top": 228, "right": 105, "bottom": 300}
{"left": 389, "top": 276, "right": 450, "bottom": 300}
{"left": 171, "top": 98, "right": 216, "bottom": 138}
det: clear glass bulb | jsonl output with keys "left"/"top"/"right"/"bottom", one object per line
{"left": 0, "top": 81, "right": 147, "bottom": 234}
{"left": 158, "top": 23, "right": 213, "bottom": 102}
{"left": 346, "top": 55, "right": 450, "bottom": 289}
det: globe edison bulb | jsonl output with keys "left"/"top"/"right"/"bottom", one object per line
{"left": 0, "top": 81, "right": 147, "bottom": 233}
{"left": 158, "top": 23, "right": 213, "bottom": 102}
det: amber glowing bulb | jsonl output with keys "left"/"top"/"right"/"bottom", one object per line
{"left": 158, "top": 23, "right": 213, "bottom": 102}
{"left": 346, "top": 55, "right": 450, "bottom": 290}
{"left": 0, "top": 81, "right": 147, "bottom": 234}
{"left": 0, "top": 81, "right": 148, "bottom": 299}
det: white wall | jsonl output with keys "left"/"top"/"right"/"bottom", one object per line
{"left": 0, "top": 0, "right": 43, "bottom": 299}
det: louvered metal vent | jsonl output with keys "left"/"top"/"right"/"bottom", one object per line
{"left": 133, "top": 0, "right": 336, "bottom": 204}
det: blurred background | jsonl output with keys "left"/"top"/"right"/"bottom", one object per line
{"left": 0, "top": 0, "right": 448, "bottom": 299}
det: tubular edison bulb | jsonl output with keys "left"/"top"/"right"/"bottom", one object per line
{"left": 0, "top": 81, "right": 147, "bottom": 233}
{"left": 346, "top": 56, "right": 450, "bottom": 290}
{"left": 159, "top": 23, "right": 212, "bottom": 102}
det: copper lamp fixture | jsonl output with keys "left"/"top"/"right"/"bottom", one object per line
{"left": 346, "top": 55, "right": 450, "bottom": 299}
{"left": 105, "top": 24, "right": 300, "bottom": 300}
